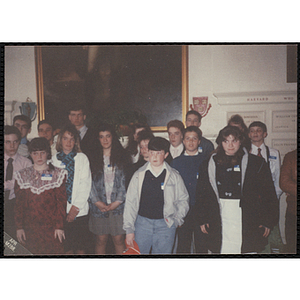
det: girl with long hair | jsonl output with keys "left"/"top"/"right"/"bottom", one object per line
{"left": 88, "top": 123, "right": 131, "bottom": 254}
{"left": 194, "top": 125, "right": 278, "bottom": 254}
{"left": 14, "top": 137, "right": 68, "bottom": 254}
{"left": 52, "top": 124, "right": 92, "bottom": 255}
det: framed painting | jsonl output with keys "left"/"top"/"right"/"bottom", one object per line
{"left": 35, "top": 44, "right": 188, "bottom": 132}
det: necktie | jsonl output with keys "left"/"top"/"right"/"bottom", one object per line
{"left": 6, "top": 158, "right": 13, "bottom": 181}
{"left": 257, "top": 148, "right": 262, "bottom": 158}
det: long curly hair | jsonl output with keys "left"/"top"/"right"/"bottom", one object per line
{"left": 97, "top": 123, "right": 132, "bottom": 170}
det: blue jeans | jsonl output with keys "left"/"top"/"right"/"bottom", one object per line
{"left": 134, "top": 215, "right": 176, "bottom": 254}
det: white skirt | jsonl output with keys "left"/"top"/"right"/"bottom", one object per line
{"left": 220, "top": 198, "right": 242, "bottom": 254}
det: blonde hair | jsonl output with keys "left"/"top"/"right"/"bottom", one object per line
{"left": 56, "top": 124, "right": 82, "bottom": 153}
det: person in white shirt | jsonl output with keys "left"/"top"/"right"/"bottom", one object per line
{"left": 248, "top": 121, "right": 282, "bottom": 199}
{"left": 248, "top": 121, "right": 283, "bottom": 253}
{"left": 52, "top": 124, "right": 92, "bottom": 254}
{"left": 167, "top": 119, "right": 185, "bottom": 161}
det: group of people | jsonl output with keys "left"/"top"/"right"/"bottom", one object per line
{"left": 4, "top": 106, "right": 297, "bottom": 255}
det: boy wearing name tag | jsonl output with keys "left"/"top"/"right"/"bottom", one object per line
{"left": 185, "top": 110, "right": 214, "bottom": 161}
{"left": 248, "top": 121, "right": 283, "bottom": 253}
{"left": 171, "top": 126, "right": 206, "bottom": 254}
{"left": 123, "top": 137, "right": 189, "bottom": 254}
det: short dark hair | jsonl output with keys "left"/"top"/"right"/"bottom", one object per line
{"left": 4, "top": 125, "right": 22, "bottom": 141}
{"left": 137, "top": 130, "right": 154, "bottom": 144}
{"left": 148, "top": 137, "right": 170, "bottom": 154}
{"left": 13, "top": 114, "right": 32, "bottom": 129}
{"left": 249, "top": 121, "right": 267, "bottom": 133}
{"left": 29, "top": 137, "right": 52, "bottom": 160}
{"left": 227, "top": 114, "right": 248, "bottom": 132}
{"left": 167, "top": 120, "right": 185, "bottom": 134}
{"left": 186, "top": 110, "right": 202, "bottom": 122}
{"left": 215, "top": 125, "right": 245, "bottom": 165}
{"left": 183, "top": 126, "right": 202, "bottom": 140}
{"left": 37, "top": 119, "right": 54, "bottom": 131}
{"left": 216, "top": 125, "right": 245, "bottom": 146}
{"left": 67, "top": 102, "right": 87, "bottom": 115}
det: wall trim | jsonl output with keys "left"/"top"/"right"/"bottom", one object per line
{"left": 213, "top": 90, "right": 297, "bottom": 105}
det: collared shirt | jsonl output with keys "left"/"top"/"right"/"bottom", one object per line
{"left": 250, "top": 143, "right": 282, "bottom": 199}
{"left": 20, "top": 137, "right": 28, "bottom": 145}
{"left": 4, "top": 152, "right": 32, "bottom": 199}
{"left": 78, "top": 125, "right": 88, "bottom": 140}
{"left": 170, "top": 143, "right": 184, "bottom": 159}
{"left": 251, "top": 143, "right": 268, "bottom": 161}
{"left": 17, "top": 144, "right": 29, "bottom": 157}
{"left": 146, "top": 161, "right": 167, "bottom": 178}
{"left": 51, "top": 136, "right": 58, "bottom": 157}
{"left": 184, "top": 150, "right": 200, "bottom": 156}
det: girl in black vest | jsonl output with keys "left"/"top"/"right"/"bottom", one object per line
{"left": 194, "top": 126, "right": 278, "bottom": 254}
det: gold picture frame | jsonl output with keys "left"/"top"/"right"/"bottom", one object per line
{"left": 35, "top": 44, "right": 189, "bottom": 132}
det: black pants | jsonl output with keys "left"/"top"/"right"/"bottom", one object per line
{"left": 4, "top": 196, "right": 17, "bottom": 240}
{"left": 176, "top": 209, "right": 209, "bottom": 254}
{"left": 64, "top": 215, "right": 90, "bottom": 253}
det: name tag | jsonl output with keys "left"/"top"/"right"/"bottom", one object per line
{"left": 60, "top": 162, "right": 66, "bottom": 168}
{"left": 161, "top": 182, "right": 164, "bottom": 190}
{"left": 198, "top": 146, "right": 203, "bottom": 153}
{"left": 269, "top": 155, "right": 277, "bottom": 160}
{"left": 196, "top": 172, "right": 199, "bottom": 179}
{"left": 41, "top": 174, "right": 53, "bottom": 181}
{"left": 234, "top": 165, "right": 240, "bottom": 172}
{"left": 105, "top": 164, "right": 113, "bottom": 172}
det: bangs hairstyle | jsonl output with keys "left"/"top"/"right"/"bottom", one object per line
{"left": 56, "top": 124, "right": 81, "bottom": 153}
{"left": 216, "top": 125, "right": 245, "bottom": 145}
{"left": 215, "top": 125, "right": 245, "bottom": 165}
{"left": 29, "top": 137, "right": 52, "bottom": 160}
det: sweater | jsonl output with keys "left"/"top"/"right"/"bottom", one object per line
{"left": 171, "top": 152, "right": 205, "bottom": 206}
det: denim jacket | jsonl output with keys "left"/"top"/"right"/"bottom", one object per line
{"left": 88, "top": 166, "right": 126, "bottom": 218}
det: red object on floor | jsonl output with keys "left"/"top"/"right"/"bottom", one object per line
{"left": 123, "top": 240, "right": 140, "bottom": 255}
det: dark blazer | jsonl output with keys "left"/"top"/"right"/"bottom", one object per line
{"left": 80, "top": 127, "right": 100, "bottom": 173}
{"left": 193, "top": 149, "right": 279, "bottom": 254}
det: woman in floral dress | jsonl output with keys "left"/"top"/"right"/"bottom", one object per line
{"left": 14, "top": 137, "right": 68, "bottom": 254}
